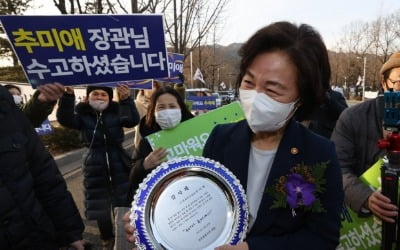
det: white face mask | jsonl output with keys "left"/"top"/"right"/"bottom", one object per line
{"left": 155, "top": 109, "right": 182, "bottom": 130}
{"left": 89, "top": 99, "right": 109, "bottom": 112}
{"left": 239, "top": 89, "right": 298, "bottom": 133}
{"left": 12, "top": 95, "right": 23, "bottom": 105}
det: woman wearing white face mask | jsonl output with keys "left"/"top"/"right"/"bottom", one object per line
{"left": 3, "top": 83, "right": 66, "bottom": 127}
{"left": 5, "top": 84, "right": 24, "bottom": 107}
{"left": 201, "top": 22, "right": 344, "bottom": 250}
{"left": 57, "top": 84, "right": 139, "bottom": 249}
{"left": 133, "top": 88, "right": 157, "bottom": 151}
{"left": 126, "top": 86, "right": 194, "bottom": 205}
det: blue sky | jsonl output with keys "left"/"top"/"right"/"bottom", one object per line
{"left": 25, "top": 0, "right": 400, "bottom": 50}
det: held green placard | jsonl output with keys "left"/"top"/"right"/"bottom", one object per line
{"left": 338, "top": 159, "right": 383, "bottom": 250}
{"left": 146, "top": 101, "right": 245, "bottom": 159}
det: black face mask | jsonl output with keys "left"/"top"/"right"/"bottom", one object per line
{"left": 383, "top": 80, "right": 393, "bottom": 92}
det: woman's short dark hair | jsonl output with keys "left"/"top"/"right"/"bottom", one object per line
{"left": 145, "top": 86, "right": 193, "bottom": 127}
{"left": 237, "top": 21, "right": 331, "bottom": 121}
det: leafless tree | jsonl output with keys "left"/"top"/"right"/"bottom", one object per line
{"left": 376, "top": 12, "right": 400, "bottom": 62}
{"left": 51, "top": 0, "right": 229, "bottom": 56}
{"left": 124, "top": 0, "right": 231, "bottom": 86}
{"left": 333, "top": 9, "right": 400, "bottom": 91}
{"left": 52, "top": 0, "right": 124, "bottom": 14}
{"left": 0, "top": 0, "right": 32, "bottom": 14}
{"left": 339, "top": 21, "right": 373, "bottom": 55}
{"left": 0, "top": 0, "right": 33, "bottom": 66}
{"left": 164, "top": 0, "right": 229, "bottom": 57}
{"left": 336, "top": 22, "right": 369, "bottom": 88}
{"left": 129, "top": 0, "right": 164, "bottom": 13}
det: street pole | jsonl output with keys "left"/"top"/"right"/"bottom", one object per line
{"left": 362, "top": 56, "right": 366, "bottom": 101}
{"left": 190, "top": 51, "right": 193, "bottom": 88}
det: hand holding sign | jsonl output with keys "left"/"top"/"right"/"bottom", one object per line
{"left": 143, "top": 147, "right": 168, "bottom": 170}
{"left": 65, "top": 86, "right": 74, "bottom": 95}
{"left": 37, "top": 82, "right": 65, "bottom": 103}
{"left": 117, "top": 83, "right": 130, "bottom": 101}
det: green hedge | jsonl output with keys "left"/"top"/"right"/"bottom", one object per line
{"left": 0, "top": 66, "right": 27, "bottom": 82}
{"left": 41, "top": 126, "right": 83, "bottom": 155}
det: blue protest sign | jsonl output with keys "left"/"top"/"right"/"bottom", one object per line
{"left": 99, "top": 79, "right": 153, "bottom": 89}
{"left": 186, "top": 96, "right": 217, "bottom": 110}
{"left": 100, "top": 52, "right": 183, "bottom": 89}
{"left": 156, "top": 52, "right": 184, "bottom": 83}
{"left": 0, "top": 14, "right": 169, "bottom": 88}
{"left": 35, "top": 119, "right": 53, "bottom": 135}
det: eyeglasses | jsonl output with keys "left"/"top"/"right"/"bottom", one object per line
{"left": 388, "top": 78, "right": 400, "bottom": 85}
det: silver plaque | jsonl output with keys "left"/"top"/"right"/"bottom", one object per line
{"left": 130, "top": 156, "right": 248, "bottom": 250}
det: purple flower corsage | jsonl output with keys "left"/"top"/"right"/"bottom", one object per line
{"left": 267, "top": 162, "right": 327, "bottom": 216}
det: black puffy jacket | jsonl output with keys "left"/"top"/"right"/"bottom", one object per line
{"left": 0, "top": 86, "right": 84, "bottom": 249}
{"left": 57, "top": 94, "right": 139, "bottom": 220}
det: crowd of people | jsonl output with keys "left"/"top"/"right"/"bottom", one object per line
{"left": 1, "top": 19, "right": 400, "bottom": 250}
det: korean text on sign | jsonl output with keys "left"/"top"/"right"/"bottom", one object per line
{"left": 0, "top": 15, "right": 169, "bottom": 87}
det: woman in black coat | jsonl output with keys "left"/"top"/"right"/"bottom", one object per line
{"left": 126, "top": 86, "right": 194, "bottom": 205}
{"left": 57, "top": 84, "right": 139, "bottom": 246}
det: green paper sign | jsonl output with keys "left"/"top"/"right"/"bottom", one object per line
{"left": 338, "top": 159, "right": 383, "bottom": 250}
{"left": 146, "top": 101, "right": 245, "bottom": 159}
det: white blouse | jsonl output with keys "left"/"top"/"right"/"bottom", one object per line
{"left": 246, "top": 145, "right": 276, "bottom": 230}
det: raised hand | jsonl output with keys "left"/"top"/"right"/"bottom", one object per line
{"left": 117, "top": 83, "right": 130, "bottom": 101}
{"left": 65, "top": 86, "right": 74, "bottom": 95}
{"left": 37, "top": 82, "right": 66, "bottom": 103}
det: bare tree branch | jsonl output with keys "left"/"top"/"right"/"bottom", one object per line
{"left": 115, "top": 0, "right": 128, "bottom": 13}
{"left": 163, "top": 0, "right": 229, "bottom": 57}
{"left": 75, "top": 0, "right": 83, "bottom": 13}
{"left": 53, "top": 0, "right": 67, "bottom": 14}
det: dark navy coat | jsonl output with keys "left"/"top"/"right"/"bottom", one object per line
{"left": 203, "top": 119, "right": 344, "bottom": 250}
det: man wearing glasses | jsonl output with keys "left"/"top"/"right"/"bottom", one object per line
{"left": 381, "top": 53, "right": 400, "bottom": 90}
{"left": 331, "top": 52, "right": 400, "bottom": 223}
